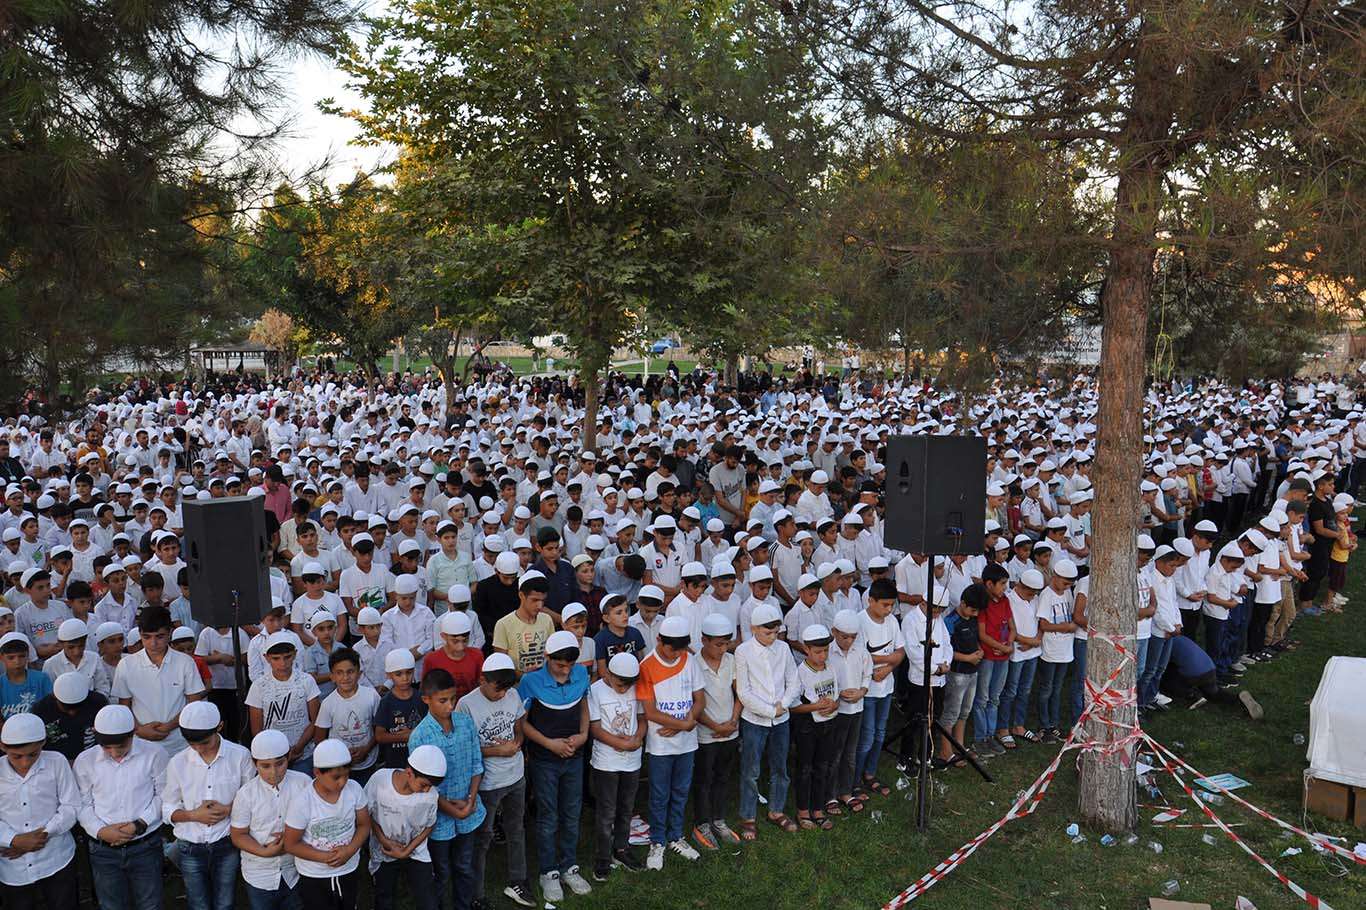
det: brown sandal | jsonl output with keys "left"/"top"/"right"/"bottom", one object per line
{"left": 841, "top": 796, "right": 866, "bottom": 813}
{"left": 738, "top": 819, "right": 758, "bottom": 841}
{"left": 798, "top": 815, "right": 818, "bottom": 830}
{"left": 766, "top": 812, "right": 799, "bottom": 833}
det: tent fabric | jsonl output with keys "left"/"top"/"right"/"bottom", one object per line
{"left": 1307, "top": 656, "right": 1366, "bottom": 788}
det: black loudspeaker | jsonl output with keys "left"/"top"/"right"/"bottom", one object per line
{"left": 182, "top": 496, "right": 272, "bottom": 627}
{"left": 883, "top": 435, "right": 987, "bottom": 555}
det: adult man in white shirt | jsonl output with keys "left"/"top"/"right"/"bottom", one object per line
{"left": 0, "top": 713, "right": 81, "bottom": 906}
{"left": 74, "top": 704, "right": 170, "bottom": 910}
{"left": 163, "top": 701, "right": 255, "bottom": 910}
{"left": 111, "top": 606, "right": 207, "bottom": 759}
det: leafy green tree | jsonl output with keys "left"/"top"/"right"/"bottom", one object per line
{"left": 800, "top": 0, "right": 1366, "bottom": 832}
{"left": 338, "top": 0, "right": 824, "bottom": 444}
{"left": 815, "top": 133, "right": 1097, "bottom": 386}
{"left": 0, "top": 0, "right": 357, "bottom": 405}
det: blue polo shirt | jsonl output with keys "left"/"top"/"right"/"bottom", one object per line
{"left": 407, "top": 710, "right": 486, "bottom": 839}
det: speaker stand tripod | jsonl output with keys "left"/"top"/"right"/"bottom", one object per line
{"left": 879, "top": 567, "right": 992, "bottom": 830}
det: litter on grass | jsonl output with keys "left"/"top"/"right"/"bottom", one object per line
{"left": 1194, "top": 773, "right": 1251, "bottom": 793}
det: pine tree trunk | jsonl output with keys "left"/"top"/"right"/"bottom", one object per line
{"left": 581, "top": 365, "right": 600, "bottom": 453}
{"left": 1078, "top": 164, "right": 1161, "bottom": 834}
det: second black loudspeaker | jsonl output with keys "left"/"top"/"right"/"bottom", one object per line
{"left": 182, "top": 496, "right": 272, "bottom": 628}
{"left": 883, "top": 435, "right": 987, "bottom": 554}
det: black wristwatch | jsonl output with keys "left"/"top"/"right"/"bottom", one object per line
{"left": 132, "top": 820, "right": 148, "bottom": 838}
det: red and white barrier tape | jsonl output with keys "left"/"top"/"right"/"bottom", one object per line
{"left": 881, "top": 631, "right": 1357, "bottom": 910}
{"left": 1145, "top": 733, "right": 1338, "bottom": 910}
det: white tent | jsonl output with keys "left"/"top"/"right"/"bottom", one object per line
{"left": 1307, "top": 656, "right": 1366, "bottom": 788}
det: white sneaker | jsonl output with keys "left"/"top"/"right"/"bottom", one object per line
{"left": 668, "top": 838, "right": 701, "bottom": 861}
{"left": 561, "top": 866, "right": 592, "bottom": 896}
{"left": 540, "top": 871, "right": 563, "bottom": 902}
{"left": 1333, "top": 593, "right": 1348, "bottom": 604}
{"left": 1154, "top": 692, "right": 1172, "bottom": 706}
{"left": 646, "top": 842, "right": 665, "bottom": 870}
{"left": 1232, "top": 659, "right": 1249, "bottom": 672}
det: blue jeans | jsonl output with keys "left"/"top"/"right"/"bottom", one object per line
{"left": 854, "top": 693, "right": 892, "bottom": 780}
{"left": 1036, "top": 661, "right": 1069, "bottom": 730}
{"left": 528, "top": 756, "right": 583, "bottom": 875}
{"left": 738, "top": 718, "right": 790, "bottom": 820}
{"left": 1204, "top": 615, "right": 1230, "bottom": 673}
{"left": 244, "top": 882, "right": 301, "bottom": 910}
{"left": 1070, "top": 638, "right": 1089, "bottom": 722}
{"left": 970, "top": 659, "right": 1010, "bottom": 741}
{"left": 428, "top": 834, "right": 474, "bottom": 910}
{"left": 646, "top": 750, "right": 695, "bottom": 844}
{"left": 1139, "top": 635, "right": 1175, "bottom": 708}
{"left": 179, "top": 837, "right": 239, "bottom": 910}
{"left": 89, "top": 834, "right": 164, "bottom": 910}
{"left": 1000, "top": 658, "right": 1038, "bottom": 729}
{"left": 1224, "top": 594, "right": 1252, "bottom": 665}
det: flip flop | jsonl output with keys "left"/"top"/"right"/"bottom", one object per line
{"left": 997, "top": 734, "right": 1018, "bottom": 750}
{"left": 1017, "top": 729, "right": 1042, "bottom": 744}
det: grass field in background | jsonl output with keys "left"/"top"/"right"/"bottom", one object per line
{"left": 326, "top": 356, "right": 698, "bottom": 377}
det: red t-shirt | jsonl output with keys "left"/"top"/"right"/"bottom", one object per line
{"left": 422, "top": 647, "right": 484, "bottom": 700}
{"left": 980, "top": 596, "right": 1013, "bottom": 661}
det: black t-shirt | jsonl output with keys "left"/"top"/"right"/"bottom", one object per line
{"left": 949, "top": 615, "right": 982, "bottom": 675}
{"left": 34, "top": 691, "right": 109, "bottom": 763}
{"left": 1308, "top": 496, "right": 1337, "bottom": 556}
{"left": 374, "top": 690, "right": 428, "bottom": 768}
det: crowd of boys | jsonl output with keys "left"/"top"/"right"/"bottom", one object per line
{"left": 0, "top": 366, "right": 1357, "bottom": 909}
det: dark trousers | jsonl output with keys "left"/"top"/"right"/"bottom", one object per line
{"left": 832, "top": 710, "right": 862, "bottom": 798}
{"left": 296, "top": 871, "right": 359, "bottom": 910}
{"left": 374, "top": 857, "right": 437, "bottom": 910}
{"left": 1249, "top": 601, "right": 1276, "bottom": 654}
{"left": 1225, "top": 492, "right": 1249, "bottom": 534}
{"left": 429, "top": 832, "right": 477, "bottom": 910}
{"left": 0, "top": 859, "right": 79, "bottom": 910}
{"left": 901, "top": 683, "right": 945, "bottom": 762}
{"left": 208, "top": 688, "right": 241, "bottom": 742}
{"left": 693, "top": 739, "right": 737, "bottom": 825}
{"left": 1180, "top": 609, "right": 1202, "bottom": 642}
{"left": 1204, "top": 615, "right": 1229, "bottom": 674}
{"left": 791, "top": 713, "right": 837, "bottom": 812}
{"left": 591, "top": 766, "right": 640, "bottom": 866}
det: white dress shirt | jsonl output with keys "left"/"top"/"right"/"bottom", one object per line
{"left": 163, "top": 737, "right": 255, "bottom": 843}
{"left": 73, "top": 737, "right": 169, "bottom": 839}
{"left": 230, "top": 770, "right": 312, "bottom": 890}
{"left": 112, "top": 647, "right": 206, "bottom": 757}
{"left": 0, "top": 751, "right": 80, "bottom": 885}
{"left": 734, "top": 637, "right": 800, "bottom": 727}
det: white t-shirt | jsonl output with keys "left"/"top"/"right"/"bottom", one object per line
{"left": 283, "top": 779, "right": 367, "bottom": 879}
{"left": 456, "top": 686, "right": 526, "bottom": 790}
{"left": 316, "top": 685, "right": 381, "bottom": 770}
{"left": 1036, "top": 588, "right": 1075, "bottom": 663}
{"left": 290, "top": 591, "right": 346, "bottom": 630}
{"left": 857, "top": 611, "right": 904, "bottom": 698}
{"left": 364, "top": 768, "right": 438, "bottom": 872}
{"left": 587, "top": 678, "right": 642, "bottom": 772}
{"left": 637, "top": 651, "right": 704, "bottom": 756}
{"left": 195, "top": 627, "right": 250, "bottom": 690}
{"left": 338, "top": 564, "right": 393, "bottom": 614}
{"left": 1007, "top": 588, "right": 1040, "bottom": 662}
{"left": 245, "top": 672, "right": 321, "bottom": 760}
{"left": 795, "top": 660, "right": 838, "bottom": 724}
